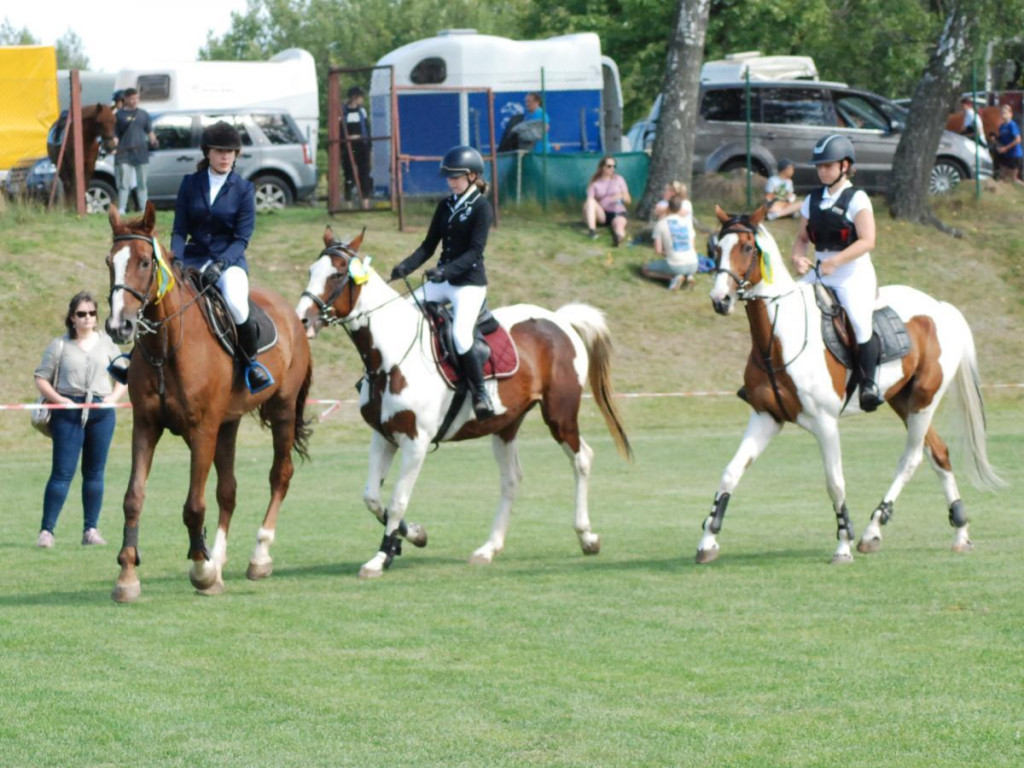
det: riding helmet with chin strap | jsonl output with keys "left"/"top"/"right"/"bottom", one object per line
{"left": 439, "top": 145, "right": 484, "bottom": 177}
{"left": 201, "top": 121, "right": 243, "bottom": 154}
{"left": 811, "top": 134, "right": 856, "bottom": 166}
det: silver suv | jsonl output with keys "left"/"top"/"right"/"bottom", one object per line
{"left": 626, "top": 81, "right": 992, "bottom": 195}
{"left": 6, "top": 108, "right": 316, "bottom": 213}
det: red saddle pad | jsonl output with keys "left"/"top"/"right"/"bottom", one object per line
{"left": 432, "top": 324, "right": 519, "bottom": 388}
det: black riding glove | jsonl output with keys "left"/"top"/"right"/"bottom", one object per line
{"left": 424, "top": 267, "right": 446, "bottom": 283}
{"left": 201, "top": 259, "right": 227, "bottom": 289}
{"left": 390, "top": 262, "right": 411, "bottom": 282}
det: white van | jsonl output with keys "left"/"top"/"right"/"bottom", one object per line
{"left": 114, "top": 49, "right": 319, "bottom": 158}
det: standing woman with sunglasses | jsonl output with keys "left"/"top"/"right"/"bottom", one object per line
{"left": 33, "top": 291, "right": 127, "bottom": 548}
{"left": 583, "top": 155, "right": 631, "bottom": 246}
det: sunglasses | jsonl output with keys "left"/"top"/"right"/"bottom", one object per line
{"left": 603, "top": 163, "right": 616, "bottom": 168}
{"left": 75, "top": 310, "right": 98, "bottom": 318}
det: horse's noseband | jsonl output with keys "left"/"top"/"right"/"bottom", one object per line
{"left": 304, "top": 244, "right": 358, "bottom": 326}
{"left": 111, "top": 234, "right": 158, "bottom": 308}
{"left": 714, "top": 216, "right": 763, "bottom": 299}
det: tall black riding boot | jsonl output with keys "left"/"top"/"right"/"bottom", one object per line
{"left": 237, "top": 317, "right": 273, "bottom": 394}
{"left": 857, "top": 334, "right": 883, "bottom": 412}
{"left": 457, "top": 350, "right": 495, "bottom": 420}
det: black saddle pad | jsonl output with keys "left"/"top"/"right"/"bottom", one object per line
{"left": 816, "top": 284, "right": 910, "bottom": 369}
{"left": 185, "top": 270, "right": 278, "bottom": 358}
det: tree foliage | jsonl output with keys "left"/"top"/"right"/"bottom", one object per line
{"left": 56, "top": 29, "right": 89, "bottom": 70}
{"left": 0, "top": 17, "right": 39, "bottom": 45}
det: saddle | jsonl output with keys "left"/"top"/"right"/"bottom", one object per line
{"left": 813, "top": 283, "right": 910, "bottom": 369}
{"left": 423, "top": 300, "right": 519, "bottom": 389}
{"left": 184, "top": 269, "right": 278, "bottom": 358}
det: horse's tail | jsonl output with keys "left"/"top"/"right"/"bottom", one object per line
{"left": 292, "top": 357, "right": 314, "bottom": 462}
{"left": 948, "top": 318, "right": 1004, "bottom": 490}
{"left": 555, "top": 303, "right": 633, "bottom": 462}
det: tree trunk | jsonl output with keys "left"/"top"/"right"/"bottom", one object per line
{"left": 637, "top": 0, "right": 711, "bottom": 220}
{"left": 887, "top": 2, "right": 974, "bottom": 227}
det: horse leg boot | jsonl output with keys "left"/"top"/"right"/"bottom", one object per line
{"left": 857, "top": 334, "right": 883, "bottom": 412}
{"left": 458, "top": 350, "right": 495, "bottom": 420}
{"left": 236, "top": 317, "right": 274, "bottom": 394}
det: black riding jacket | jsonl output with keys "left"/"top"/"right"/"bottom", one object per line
{"left": 807, "top": 186, "right": 858, "bottom": 252}
{"left": 397, "top": 186, "right": 492, "bottom": 286}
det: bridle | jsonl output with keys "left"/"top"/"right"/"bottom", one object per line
{"left": 301, "top": 244, "right": 359, "bottom": 327}
{"left": 110, "top": 234, "right": 158, "bottom": 315}
{"left": 713, "top": 216, "right": 763, "bottom": 300}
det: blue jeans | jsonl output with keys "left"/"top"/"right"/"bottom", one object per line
{"left": 41, "top": 398, "right": 116, "bottom": 534}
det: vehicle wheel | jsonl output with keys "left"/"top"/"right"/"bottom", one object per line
{"left": 718, "top": 159, "right": 769, "bottom": 178}
{"left": 252, "top": 175, "right": 293, "bottom": 212}
{"left": 86, "top": 178, "right": 117, "bottom": 215}
{"left": 930, "top": 159, "right": 965, "bottom": 195}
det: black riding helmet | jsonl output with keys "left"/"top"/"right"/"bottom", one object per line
{"left": 811, "top": 134, "right": 856, "bottom": 166}
{"left": 201, "top": 121, "right": 242, "bottom": 154}
{"left": 439, "top": 145, "right": 484, "bottom": 177}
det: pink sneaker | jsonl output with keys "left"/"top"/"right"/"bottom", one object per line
{"left": 81, "top": 528, "right": 107, "bottom": 546}
{"left": 36, "top": 530, "right": 55, "bottom": 548}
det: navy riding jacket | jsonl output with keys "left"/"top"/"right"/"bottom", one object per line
{"left": 170, "top": 170, "right": 256, "bottom": 272}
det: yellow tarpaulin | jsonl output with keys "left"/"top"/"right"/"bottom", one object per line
{"left": 0, "top": 46, "right": 58, "bottom": 170}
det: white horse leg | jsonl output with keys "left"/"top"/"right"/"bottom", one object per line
{"left": 858, "top": 411, "right": 932, "bottom": 554}
{"left": 697, "top": 412, "right": 781, "bottom": 564}
{"left": 363, "top": 431, "right": 398, "bottom": 523}
{"left": 917, "top": 427, "right": 973, "bottom": 553}
{"left": 807, "top": 415, "right": 854, "bottom": 564}
{"left": 470, "top": 436, "right": 523, "bottom": 564}
{"left": 562, "top": 437, "right": 599, "bottom": 555}
{"left": 359, "top": 436, "right": 429, "bottom": 580}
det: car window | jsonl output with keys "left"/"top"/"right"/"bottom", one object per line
{"left": 760, "top": 87, "right": 832, "bottom": 126}
{"left": 701, "top": 89, "right": 756, "bottom": 122}
{"left": 834, "top": 95, "right": 890, "bottom": 131}
{"left": 199, "top": 114, "right": 254, "bottom": 146}
{"left": 152, "top": 114, "right": 194, "bottom": 149}
{"left": 252, "top": 113, "right": 302, "bottom": 145}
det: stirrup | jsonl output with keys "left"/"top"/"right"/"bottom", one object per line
{"left": 472, "top": 393, "right": 495, "bottom": 420}
{"left": 245, "top": 361, "right": 274, "bottom": 394}
{"left": 107, "top": 353, "right": 131, "bottom": 385}
{"left": 859, "top": 382, "right": 882, "bottom": 412}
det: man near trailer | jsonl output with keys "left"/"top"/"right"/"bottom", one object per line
{"left": 114, "top": 88, "right": 158, "bottom": 214}
{"left": 341, "top": 85, "right": 372, "bottom": 208}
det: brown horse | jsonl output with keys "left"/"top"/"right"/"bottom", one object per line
{"left": 48, "top": 103, "right": 117, "bottom": 207}
{"left": 295, "top": 229, "right": 633, "bottom": 579}
{"left": 104, "top": 203, "right": 313, "bottom": 602}
{"left": 945, "top": 104, "right": 1002, "bottom": 146}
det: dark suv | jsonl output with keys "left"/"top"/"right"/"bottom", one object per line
{"left": 5, "top": 108, "right": 316, "bottom": 213}
{"left": 626, "top": 80, "right": 992, "bottom": 195}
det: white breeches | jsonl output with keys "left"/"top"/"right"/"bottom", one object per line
{"left": 213, "top": 264, "right": 250, "bottom": 324}
{"left": 412, "top": 281, "right": 487, "bottom": 354}
{"left": 807, "top": 253, "right": 877, "bottom": 343}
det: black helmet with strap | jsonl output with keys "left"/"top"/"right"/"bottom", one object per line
{"left": 439, "top": 145, "right": 484, "bottom": 177}
{"left": 811, "top": 134, "right": 856, "bottom": 166}
{"left": 201, "top": 121, "right": 242, "bottom": 153}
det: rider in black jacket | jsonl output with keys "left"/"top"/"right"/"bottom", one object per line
{"left": 391, "top": 145, "right": 495, "bottom": 419}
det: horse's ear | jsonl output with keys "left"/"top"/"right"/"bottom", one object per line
{"left": 750, "top": 206, "right": 767, "bottom": 227}
{"left": 142, "top": 201, "right": 157, "bottom": 232}
{"left": 348, "top": 227, "right": 366, "bottom": 253}
{"left": 108, "top": 205, "right": 120, "bottom": 230}
{"left": 715, "top": 205, "right": 730, "bottom": 223}
{"left": 323, "top": 226, "right": 334, "bottom": 247}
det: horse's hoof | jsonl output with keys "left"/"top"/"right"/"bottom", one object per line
{"left": 189, "top": 563, "right": 219, "bottom": 591}
{"left": 196, "top": 578, "right": 225, "bottom": 596}
{"left": 111, "top": 580, "right": 141, "bottom": 603}
{"left": 580, "top": 534, "right": 601, "bottom": 556}
{"left": 951, "top": 539, "right": 974, "bottom": 554}
{"left": 857, "top": 537, "right": 882, "bottom": 554}
{"left": 246, "top": 560, "right": 273, "bottom": 580}
{"left": 831, "top": 552, "right": 855, "bottom": 565}
{"left": 358, "top": 564, "right": 384, "bottom": 580}
{"left": 404, "top": 523, "right": 428, "bottom": 548}
{"left": 695, "top": 547, "right": 719, "bottom": 564}
{"left": 469, "top": 551, "right": 494, "bottom": 565}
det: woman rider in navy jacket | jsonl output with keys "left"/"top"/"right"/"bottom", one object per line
{"left": 390, "top": 145, "right": 495, "bottom": 419}
{"left": 170, "top": 121, "right": 272, "bottom": 393}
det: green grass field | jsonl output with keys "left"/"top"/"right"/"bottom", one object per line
{"left": 2, "top": 184, "right": 1023, "bottom": 766}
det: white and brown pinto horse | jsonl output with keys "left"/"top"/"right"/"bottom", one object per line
{"left": 701, "top": 206, "right": 1003, "bottom": 564}
{"left": 296, "top": 229, "right": 633, "bottom": 579}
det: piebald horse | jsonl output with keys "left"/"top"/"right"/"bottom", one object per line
{"left": 700, "top": 205, "right": 1003, "bottom": 564}
{"left": 296, "top": 229, "right": 633, "bottom": 579}
{"left": 105, "top": 203, "right": 314, "bottom": 601}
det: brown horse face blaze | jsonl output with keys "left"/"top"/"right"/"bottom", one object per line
{"left": 105, "top": 204, "right": 161, "bottom": 341}
{"left": 710, "top": 206, "right": 767, "bottom": 315}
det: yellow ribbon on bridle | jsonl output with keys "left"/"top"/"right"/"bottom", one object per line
{"left": 153, "top": 238, "right": 176, "bottom": 303}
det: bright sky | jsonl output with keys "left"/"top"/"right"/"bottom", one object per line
{"left": 3, "top": 0, "right": 252, "bottom": 72}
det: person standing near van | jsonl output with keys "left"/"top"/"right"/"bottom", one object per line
{"left": 341, "top": 85, "right": 372, "bottom": 207}
{"left": 791, "top": 134, "right": 883, "bottom": 413}
{"left": 994, "top": 104, "right": 1024, "bottom": 185}
{"left": 114, "top": 88, "right": 158, "bottom": 214}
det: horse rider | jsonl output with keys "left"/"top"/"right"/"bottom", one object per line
{"left": 790, "top": 133, "right": 884, "bottom": 412}
{"left": 390, "top": 145, "right": 496, "bottom": 419}
{"left": 170, "top": 120, "right": 273, "bottom": 394}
